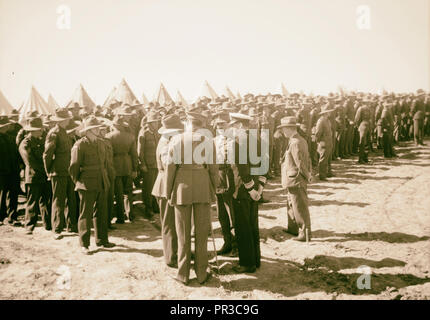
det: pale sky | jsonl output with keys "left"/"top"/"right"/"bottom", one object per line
{"left": 0, "top": 0, "right": 429, "bottom": 107}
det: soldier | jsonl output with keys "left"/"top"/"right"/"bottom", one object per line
{"left": 412, "top": 90, "right": 426, "bottom": 146}
{"left": 425, "top": 94, "right": 430, "bottom": 137}
{"left": 69, "top": 116, "right": 115, "bottom": 255}
{"left": 0, "top": 116, "right": 21, "bottom": 226}
{"left": 19, "top": 117, "right": 51, "bottom": 234}
{"left": 97, "top": 119, "right": 116, "bottom": 230}
{"left": 315, "top": 106, "right": 334, "bottom": 180}
{"left": 152, "top": 114, "right": 183, "bottom": 268}
{"left": 213, "top": 116, "right": 237, "bottom": 256}
{"left": 43, "top": 108, "right": 77, "bottom": 239}
{"left": 106, "top": 112, "right": 138, "bottom": 223}
{"left": 354, "top": 99, "right": 372, "bottom": 164}
{"left": 165, "top": 112, "right": 219, "bottom": 285}
{"left": 378, "top": 104, "right": 396, "bottom": 158}
{"left": 279, "top": 117, "right": 312, "bottom": 241}
{"left": 228, "top": 113, "right": 267, "bottom": 274}
{"left": 137, "top": 111, "right": 161, "bottom": 218}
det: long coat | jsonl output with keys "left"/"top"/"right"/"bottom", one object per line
{"left": 164, "top": 131, "right": 219, "bottom": 205}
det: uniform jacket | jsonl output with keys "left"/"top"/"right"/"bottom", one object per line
{"left": 412, "top": 100, "right": 425, "bottom": 120}
{"left": 0, "top": 133, "right": 19, "bottom": 175}
{"left": 69, "top": 137, "right": 110, "bottom": 192}
{"left": 19, "top": 134, "right": 48, "bottom": 184}
{"left": 315, "top": 116, "right": 333, "bottom": 147}
{"left": 214, "top": 134, "right": 236, "bottom": 197}
{"left": 281, "top": 133, "right": 311, "bottom": 189}
{"left": 230, "top": 132, "right": 266, "bottom": 200}
{"left": 354, "top": 105, "right": 371, "bottom": 132}
{"left": 100, "top": 138, "right": 116, "bottom": 184}
{"left": 152, "top": 135, "right": 172, "bottom": 199}
{"left": 164, "top": 130, "right": 219, "bottom": 205}
{"left": 137, "top": 126, "right": 160, "bottom": 169}
{"left": 106, "top": 127, "right": 138, "bottom": 177}
{"left": 43, "top": 125, "right": 72, "bottom": 177}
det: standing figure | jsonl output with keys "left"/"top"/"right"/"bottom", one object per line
{"left": 165, "top": 112, "right": 219, "bottom": 285}
{"left": 280, "top": 117, "right": 312, "bottom": 241}
{"left": 152, "top": 114, "right": 183, "bottom": 268}
{"left": 0, "top": 116, "right": 21, "bottom": 226}
{"left": 43, "top": 108, "right": 77, "bottom": 239}
{"left": 69, "top": 116, "right": 115, "bottom": 254}
{"left": 315, "top": 106, "right": 334, "bottom": 180}
{"left": 106, "top": 113, "right": 138, "bottom": 223}
{"left": 228, "top": 113, "right": 267, "bottom": 274}
{"left": 19, "top": 118, "right": 52, "bottom": 234}
{"left": 137, "top": 111, "right": 161, "bottom": 218}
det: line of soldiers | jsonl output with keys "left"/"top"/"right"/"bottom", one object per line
{"left": 1, "top": 88, "right": 429, "bottom": 284}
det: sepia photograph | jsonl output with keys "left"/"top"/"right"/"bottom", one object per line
{"left": 0, "top": 0, "right": 429, "bottom": 305}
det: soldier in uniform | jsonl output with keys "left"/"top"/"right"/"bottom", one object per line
{"left": 43, "top": 108, "right": 77, "bottom": 239}
{"left": 315, "top": 106, "right": 334, "bottom": 180}
{"left": 228, "top": 113, "right": 267, "bottom": 274}
{"left": 69, "top": 116, "right": 115, "bottom": 255}
{"left": 0, "top": 116, "right": 21, "bottom": 226}
{"left": 354, "top": 99, "right": 372, "bottom": 164}
{"left": 165, "top": 112, "right": 219, "bottom": 285}
{"left": 213, "top": 116, "right": 237, "bottom": 256}
{"left": 152, "top": 114, "right": 183, "bottom": 268}
{"left": 97, "top": 119, "right": 116, "bottom": 230}
{"left": 106, "top": 111, "right": 138, "bottom": 223}
{"left": 280, "top": 117, "right": 312, "bottom": 241}
{"left": 412, "top": 91, "right": 426, "bottom": 146}
{"left": 137, "top": 111, "right": 161, "bottom": 218}
{"left": 19, "top": 117, "right": 52, "bottom": 234}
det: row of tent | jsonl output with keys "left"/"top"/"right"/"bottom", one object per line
{"left": 0, "top": 80, "right": 292, "bottom": 117}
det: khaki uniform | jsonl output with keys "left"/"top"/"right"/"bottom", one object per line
{"left": 152, "top": 135, "right": 178, "bottom": 266}
{"left": 137, "top": 126, "right": 160, "bottom": 215}
{"left": 106, "top": 127, "right": 138, "bottom": 222}
{"left": 69, "top": 137, "right": 110, "bottom": 247}
{"left": 19, "top": 133, "right": 51, "bottom": 231}
{"left": 165, "top": 131, "right": 219, "bottom": 284}
{"left": 43, "top": 124, "right": 77, "bottom": 234}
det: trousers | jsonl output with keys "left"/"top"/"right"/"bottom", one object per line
{"left": 233, "top": 197, "right": 260, "bottom": 268}
{"left": 174, "top": 203, "right": 210, "bottom": 284}
{"left": 77, "top": 189, "right": 108, "bottom": 248}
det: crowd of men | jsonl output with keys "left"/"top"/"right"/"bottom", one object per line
{"left": 0, "top": 88, "right": 429, "bottom": 285}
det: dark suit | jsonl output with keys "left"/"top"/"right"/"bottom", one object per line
{"left": 231, "top": 133, "right": 266, "bottom": 269}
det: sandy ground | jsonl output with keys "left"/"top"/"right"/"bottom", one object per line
{"left": 1, "top": 140, "right": 430, "bottom": 300}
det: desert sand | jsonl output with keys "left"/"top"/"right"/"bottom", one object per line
{"left": 1, "top": 140, "right": 429, "bottom": 300}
